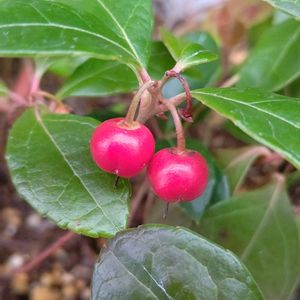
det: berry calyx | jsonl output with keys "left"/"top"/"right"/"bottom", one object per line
{"left": 147, "top": 148, "right": 209, "bottom": 202}
{"left": 90, "top": 118, "right": 155, "bottom": 178}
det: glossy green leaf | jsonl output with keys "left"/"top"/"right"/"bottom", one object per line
{"left": 0, "top": 0, "right": 153, "bottom": 68}
{"left": 92, "top": 225, "right": 264, "bottom": 300}
{"left": 192, "top": 88, "right": 300, "bottom": 170}
{"left": 239, "top": 19, "right": 300, "bottom": 91}
{"left": 285, "top": 76, "right": 300, "bottom": 98}
{"left": 6, "top": 109, "right": 131, "bottom": 238}
{"left": 264, "top": 0, "right": 300, "bottom": 20}
{"left": 163, "top": 32, "right": 220, "bottom": 98}
{"left": 216, "top": 146, "right": 271, "bottom": 194}
{"left": 156, "top": 139, "right": 229, "bottom": 221}
{"left": 58, "top": 41, "right": 174, "bottom": 98}
{"left": 36, "top": 56, "right": 88, "bottom": 78}
{"left": 201, "top": 177, "right": 300, "bottom": 300}
{"left": 224, "top": 121, "right": 258, "bottom": 144}
{"left": 184, "top": 32, "right": 221, "bottom": 88}
{"left": 160, "top": 28, "right": 217, "bottom": 72}
{"left": 147, "top": 41, "right": 175, "bottom": 80}
{"left": 58, "top": 60, "right": 138, "bottom": 98}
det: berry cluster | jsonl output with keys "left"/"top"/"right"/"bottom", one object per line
{"left": 90, "top": 117, "right": 208, "bottom": 203}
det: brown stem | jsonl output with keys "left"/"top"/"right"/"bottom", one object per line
{"left": 139, "top": 69, "right": 151, "bottom": 84}
{"left": 128, "top": 179, "right": 149, "bottom": 227}
{"left": 14, "top": 231, "right": 76, "bottom": 274}
{"left": 154, "top": 93, "right": 186, "bottom": 115}
{"left": 164, "top": 70, "right": 193, "bottom": 122}
{"left": 125, "top": 81, "right": 156, "bottom": 124}
{"left": 162, "top": 98, "right": 186, "bottom": 151}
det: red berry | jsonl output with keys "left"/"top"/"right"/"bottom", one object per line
{"left": 90, "top": 118, "right": 155, "bottom": 178}
{"left": 147, "top": 148, "right": 209, "bottom": 202}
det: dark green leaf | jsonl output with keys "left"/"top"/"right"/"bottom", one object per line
{"left": 163, "top": 32, "right": 220, "bottom": 98}
{"left": 58, "top": 60, "right": 138, "bottom": 98}
{"left": 92, "top": 225, "right": 264, "bottom": 300}
{"left": 216, "top": 146, "right": 271, "bottom": 194}
{"left": 6, "top": 109, "right": 131, "bottom": 238}
{"left": 36, "top": 56, "right": 88, "bottom": 78}
{"left": 0, "top": 0, "right": 153, "bottom": 68}
{"left": 239, "top": 19, "right": 300, "bottom": 91}
{"left": 224, "top": 121, "right": 258, "bottom": 144}
{"left": 284, "top": 76, "right": 300, "bottom": 98}
{"left": 58, "top": 41, "right": 174, "bottom": 98}
{"left": 192, "top": 88, "right": 300, "bottom": 170}
{"left": 264, "top": 0, "right": 300, "bottom": 20}
{"left": 147, "top": 41, "right": 175, "bottom": 80}
{"left": 201, "top": 177, "right": 300, "bottom": 300}
{"left": 160, "top": 28, "right": 217, "bottom": 72}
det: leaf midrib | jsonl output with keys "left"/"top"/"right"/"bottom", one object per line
{"left": 0, "top": 23, "right": 135, "bottom": 60}
{"left": 96, "top": 0, "right": 143, "bottom": 67}
{"left": 193, "top": 90, "right": 300, "bottom": 130}
{"left": 240, "top": 179, "right": 283, "bottom": 260}
{"left": 107, "top": 250, "right": 160, "bottom": 300}
{"left": 34, "top": 112, "right": 121, "bottom": 232}
{"left": 268, "top": 25, "right": 300, "bottom": 81}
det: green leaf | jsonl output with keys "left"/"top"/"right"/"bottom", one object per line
{"left": 58, "top": 60, "right": 138, "bottom": 98}
{"left": 162, "top": 32, "right": 221, "bottom": 98}
{"left": 201, "top": 177, "right": 300, "bottom": 300}
{"left": 184, "top": 32, "right": 221, "bottom": 88}
{"left": 0, "top": 0, "right": 153, "bottom": 68}
{"left": 224, "top": 121, "right": 258, "bottom": 145}
{"left": 156, "top": 139, "right": 229, "bottom": 221}
{"left": 57, "top": 41, "right": 175, "bottom": 98}
{"left": 285, "top": 76, "right": 300, "bottom": 98}
{"left": 0, "top": 80, "right": 8, "bottom": 97}
{"left": 6, "top": 109, "right": 131, "bottom": 238}
{"left": 160, "top": 28, "right": 217, "bottom": 72}
{"left": 191, "top": 88, "right": 300, "bottom": 170}
{"left": 147, "top": 41, "right": 175, "bottom": 80}
{"left": 216, "top": 146, "right": 271, "bottom": 194}
{"left": 264, "top": 0, "right": 300, "bottom": 20}
{"left": 92, "top": 225, "right": 264, "bottom": 300}
{"left": 238, "top": 19, "right": 300, "bottom": 91}
{"left": 36, "top": 56, "right": 88, "bottom": 78}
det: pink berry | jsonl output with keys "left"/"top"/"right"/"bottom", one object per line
{"left": 90, "top": 118, "right": 155, "bottom": 178}
{"left": 147, "top": 148, "right": 209, "bottom": 202}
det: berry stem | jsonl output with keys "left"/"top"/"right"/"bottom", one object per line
{"left": 162, "top": 98, "right": 186, "bottom": 152}
{"left": 164, "top": 70, "right": 193, "bottom": 122}
{"left": 125, "top": 80, "right": 156, "bottom": 124}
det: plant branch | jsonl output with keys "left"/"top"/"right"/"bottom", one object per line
{"left": 125, "top": 80, "right": 157, "bottom": 124}
{"left": 162, "top": 98, "right": 186, "bottom": 151}
{"left": 163, "top": 70, "right": 193, "bottom": 122}
{"left": 128, "top": 179, "right": 149, "bottom": 227}
{"left": 13, "top": 231, "right": 77, "bottom": 275}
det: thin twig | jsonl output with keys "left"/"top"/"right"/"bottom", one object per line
{"left": 162, "top": 98, "right": 186, "bottom": 151}
{"left": 13, "top": 231, "right": 76, "bottom": 275}
{"left": 129, "top": 179, "right": 149, "bottom": 227}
